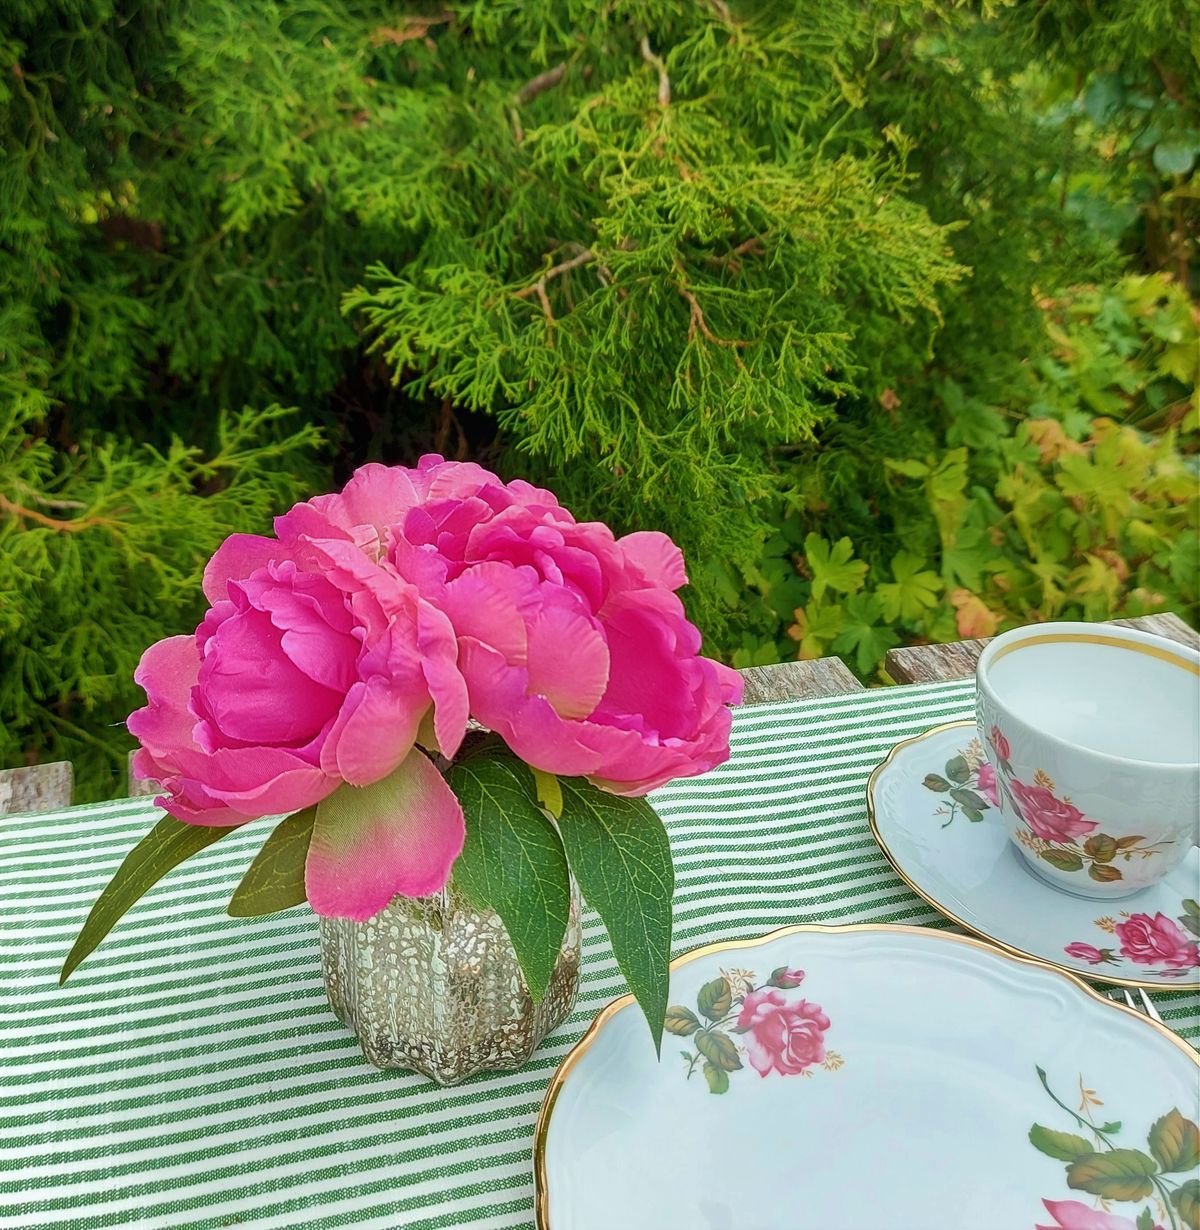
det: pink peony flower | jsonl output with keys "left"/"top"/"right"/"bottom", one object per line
{"left": 735, "top": 988, "right": 830, "bottom": 1077}
{"left": 1115, "top": 912, "right": 1200, "bottom": 969}
{"left": 976, "top": 762, "right": 999, "bottom": 808}
{"left": 292, "top": 456, "right": 743, "bottom": 795}
{"left": 1036, "top": 1199, "right": 1162, "bottom": 1230}
{"left": 1063, "top": 942, "right": 1108, "bottom": 965}
{"left": 989, "top": 725, "right": 1012, "bottom": 762}
{"left": 1009, "top": 779, "right": 1097, "bottom": 843}
{"left": 129, "top": 527, "right": 469, "bottom": 920}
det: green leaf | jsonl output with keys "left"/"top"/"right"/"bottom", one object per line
{"left": 1172, "top": 1179, "right": 1200, "bottom": 1230}
{"left": 1040, "top": 848, "right": 1085, "bottom": 873}
{"left": 695, "top": 1029, "right": 742, "bottom": 1072}
{"left": 62, "top": 816, "right": 235, "bottom": 983}
{"left": 1136, "top": 1208, "right": 1155, "bottom": 1230}
{"left": 876, "top": 551, "right": 943, "bottom": 622}
{"left": 832, "top": 592, "right": 899, "bottom": 676}
{"left": 703, "top": 1061, "right": 729, "bottom": 1094}
{"left": 1083, "top": 72, "right": 1124, "bottom": 125}
{"left": 697, "top": 976, "right": 732, "bottom": 1020}
{"left": 448, "top": 748, "right": 571, "bottom": 1004}
{"left": 1154, "top": 140, "right": 1198, "bottom": 176}
{"left": 922, "top": 773, "right": 950, "bottom": 792}
{"left": 1028, "top": 1124, "right": 1092, "bottom": 1162}
{"left": 950, "top": 786, "right": 987, "bottom": 811}
{"left": 665, "top": 1006, "right": 701, "bottom": 1037}
{"left": 227, "top": 806, "right": 315, "bottom": 917}
{"left": 1067, "top": 1149, "right": 1159, "bottom": 1201}
{"left": 945, "top": 756, "right": 970, "bottom": 784}
{"left": 1180, "top": 899, "right": 1200, "bottom": 939}
{"left": 962, "top": 806, "right": 984, "bottom": 823}
{"left": 804, "top": 533, "right": 868, "bottom": 602}
{"left": 884, "top": 458, "right": 930, "bottom": 479}
{"left": 1099, "top": 1122, "right": 1122, "bottom": 1135}
{"left": 1088, "top": 863, "right": 1123, "bottom": 883}
{"left": 557, "top": 778, "right": 674, "bottom": 1054}
{"left": 1083, "top": 834, "right": 1118, "bottom": 863}
{"left": 1148, "top": 1108, "right": 1200, "bottom": 1173}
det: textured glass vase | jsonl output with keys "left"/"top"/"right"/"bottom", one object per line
{"left": 320, "top": 880, "right": 581, "bottom": 1084}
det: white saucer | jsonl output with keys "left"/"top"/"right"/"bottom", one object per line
{"left": 536, "top": 924, "right": 1198, "bottom": 1230}
{"left": 868, "top": 721, "right": 1200, "bottom": 991}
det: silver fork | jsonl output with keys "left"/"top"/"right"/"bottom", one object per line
{"left": 1106, "top": 986, "right": 1164, "bottom": 1023}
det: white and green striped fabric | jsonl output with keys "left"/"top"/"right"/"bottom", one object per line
{"left": 2, "top": 680, "right": 1196, "bottom": 1229}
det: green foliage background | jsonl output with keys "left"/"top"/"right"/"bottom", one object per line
{"left": 2, "top": 0, "right": 1197, "bottom": 799}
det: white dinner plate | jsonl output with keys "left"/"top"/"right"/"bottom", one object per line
{"left": 535, "top": 924, "right": 1198, "bottom": 1230}
{"left": 868, "top": 721, "right": 1200, "bottom": 990}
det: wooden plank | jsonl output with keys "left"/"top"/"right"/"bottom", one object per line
{"left": 0, "top": 762, "right": 73, "bottom": 816}
{"left": 885, "top": 612, "right": 1199, "bottom": 685}
{"left": 127, "top": 751, "right": 160, "bottom": 798}
{"left": 739, "top": 657, "right": 864, "bottom": 705}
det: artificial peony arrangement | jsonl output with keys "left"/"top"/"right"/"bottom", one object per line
{"left": 63, "top": 457, "right": 742, "bottom": 1047}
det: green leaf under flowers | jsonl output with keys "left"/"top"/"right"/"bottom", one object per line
{"left": 1040, "top": 848, "right": 1085, "bottom": 873}
{"left": 62, "top": 816, "right": 235, "bottom": 983}
{"left": 703, "top": 1061, "right": 729, "bottom": 1094}
{"left": 1136, "top": 1209, "right": 1156, "bottom": 1230}
{"left": 945, "top": 755, "right": 970, "bottom": 783}
{"left": 697, "top": 976, "right": 732, "bottom": 1021}
{"left": 1180, "top": 900, "right": 1200, "bottom": 939}
{"left": 448, "top": 747, "right": 571, "bottom": 1004}
{"left": 557, "top": 778, "right": 673, "bottom": 1054}
{"left": 529, "top": 766, "right": 563, "bottom": 819}
{"left": 695, "top": 1029, "right": 742, "bottom": 1072}
{"left": 1172, "top": 1179, "right": 1200, "bottom": 1230}
{"left": 923, "top": 773, "right": 950, "bottom": 792}
{"left": 1028, "top": 1125, "right": 1092, "bottom": 1162}
{"left": 1067, "top": 1149, "right": 1159, "bottom": 1201}
{"left": 665, "top": 1006, "right": 701, "bottom": 1037}
{"left": 1088, "top": 863, "right": 1123, "bottom": 883}
{"left": 963, "top": 806, "right": 984, "bottom": 822}
{"left": 950, "top": 786, "right": 987, "bottom": 811}
{"left": 227, "top": 806, "right": 315, "bottom": 917}
{"left": 1148, "top": 1108, "right": 1200, "bottom": 1173}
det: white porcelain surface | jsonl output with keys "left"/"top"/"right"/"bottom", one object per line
{"left": 870, "top": 721, "right": 1200, "bottom": 989}
{"left": 976, "top": 622, "right": 1200, "bottom": 898}
{"left": 538, "top": 925, "right": 1198, "bottom": 1230}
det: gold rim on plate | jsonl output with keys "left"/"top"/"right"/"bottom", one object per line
{"left": 866, "top": 720, "right": 1200, "bottom": 993}
{"left": 532, "top": 920, "right": 1198, "bottom": 1229}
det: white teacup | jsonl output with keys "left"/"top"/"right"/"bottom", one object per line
{"left": 976, "top": 621, "right": 1200, "bottom": 899}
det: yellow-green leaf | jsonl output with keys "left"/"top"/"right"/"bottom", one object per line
{"left": 703, "top": 1061, "right": 729, "bottom": 1094}
{"left": 665, "top": 1006, "right": 701, "bottom": 1037}
{"left": 1028, "top": 1124, "right": 1092, "bottom": 1162}
{"left": 695, "top": 1029, "right": 742, "bottom": 1073}
{"left": 1067, "top": 1149, "right": 1158, "bottom": 1201}
{"left": 529, "top": 767, "right": 563, "bottom": 819}
{"left": 1148, "top": 1109, "right": 1200, "bottom": 1174}
{"left": 1172, "top": 1179, "right": 1200, "bottom": 1230}
{"left": 228, "top": 807, "right": 316, "bottom": 917}
{"left": 697, "top": 976, "right": 732, "bottom": 1021}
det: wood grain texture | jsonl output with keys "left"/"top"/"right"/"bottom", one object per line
{"left": 127, "top": 750, "right": 160, "bottom": 798}
{"left": 885, "top": 612, "right": 1199, "bottom": 685}
{"left": 738, "top": 657, "right": 864, "bottom": 705}
{"left": 0, "top": 762, "right": 73, "bottom": 816}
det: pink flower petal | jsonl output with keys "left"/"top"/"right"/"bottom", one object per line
{"left": 319, "top": 676, "right": 428, "bottom": 787}
{"left": 306, "top": 749, "right": 466, "bottom": 919}
{"left": 202, "top": 535, "right": 287, "bottom": 605}
{"left": 619, "top": 530, "right": 688, "bottom": 589}
{"left": 525, "top": 596, "right": 609, "bottom": 719}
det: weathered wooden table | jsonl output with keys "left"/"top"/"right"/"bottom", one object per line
{"left": 4, "top": 613, "right": 1196, "bottom": 814}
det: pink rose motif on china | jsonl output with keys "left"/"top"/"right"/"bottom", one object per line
{"left": 1062, "top": 943, "right": 1109, "bottom": 966}
{"left": 1036, "top": 1199, "right": 1163, "bottom": 1230}
{"left": 736, "top": 988, "right": 831, "bottom": 1077}
{"left": 1115, "top": 912, "right": 1200, "bottom": 970}
{"left": 1008, "top": 779, "right": 1098, "bottom": 843}
{"left": 989, "top": 724, "right": 1012, "bottom": 762}
{"left": 976, "top": 761, "right": 999, "bottom": 808}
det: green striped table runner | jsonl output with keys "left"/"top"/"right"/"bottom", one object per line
{"left": 1, "top": 679, "right": 1195, "bottom": 1228}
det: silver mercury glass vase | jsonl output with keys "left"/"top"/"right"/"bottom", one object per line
{"left": 320, "top": 879, "right": 581, "bottom": 1084}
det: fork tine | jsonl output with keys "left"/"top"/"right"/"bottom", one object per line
{"left": 1121, "top": 989, "right": 1143, "bottom": 1014}
{"left": 1137, "top": 988, "right": 1163, "bottom": 1023}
